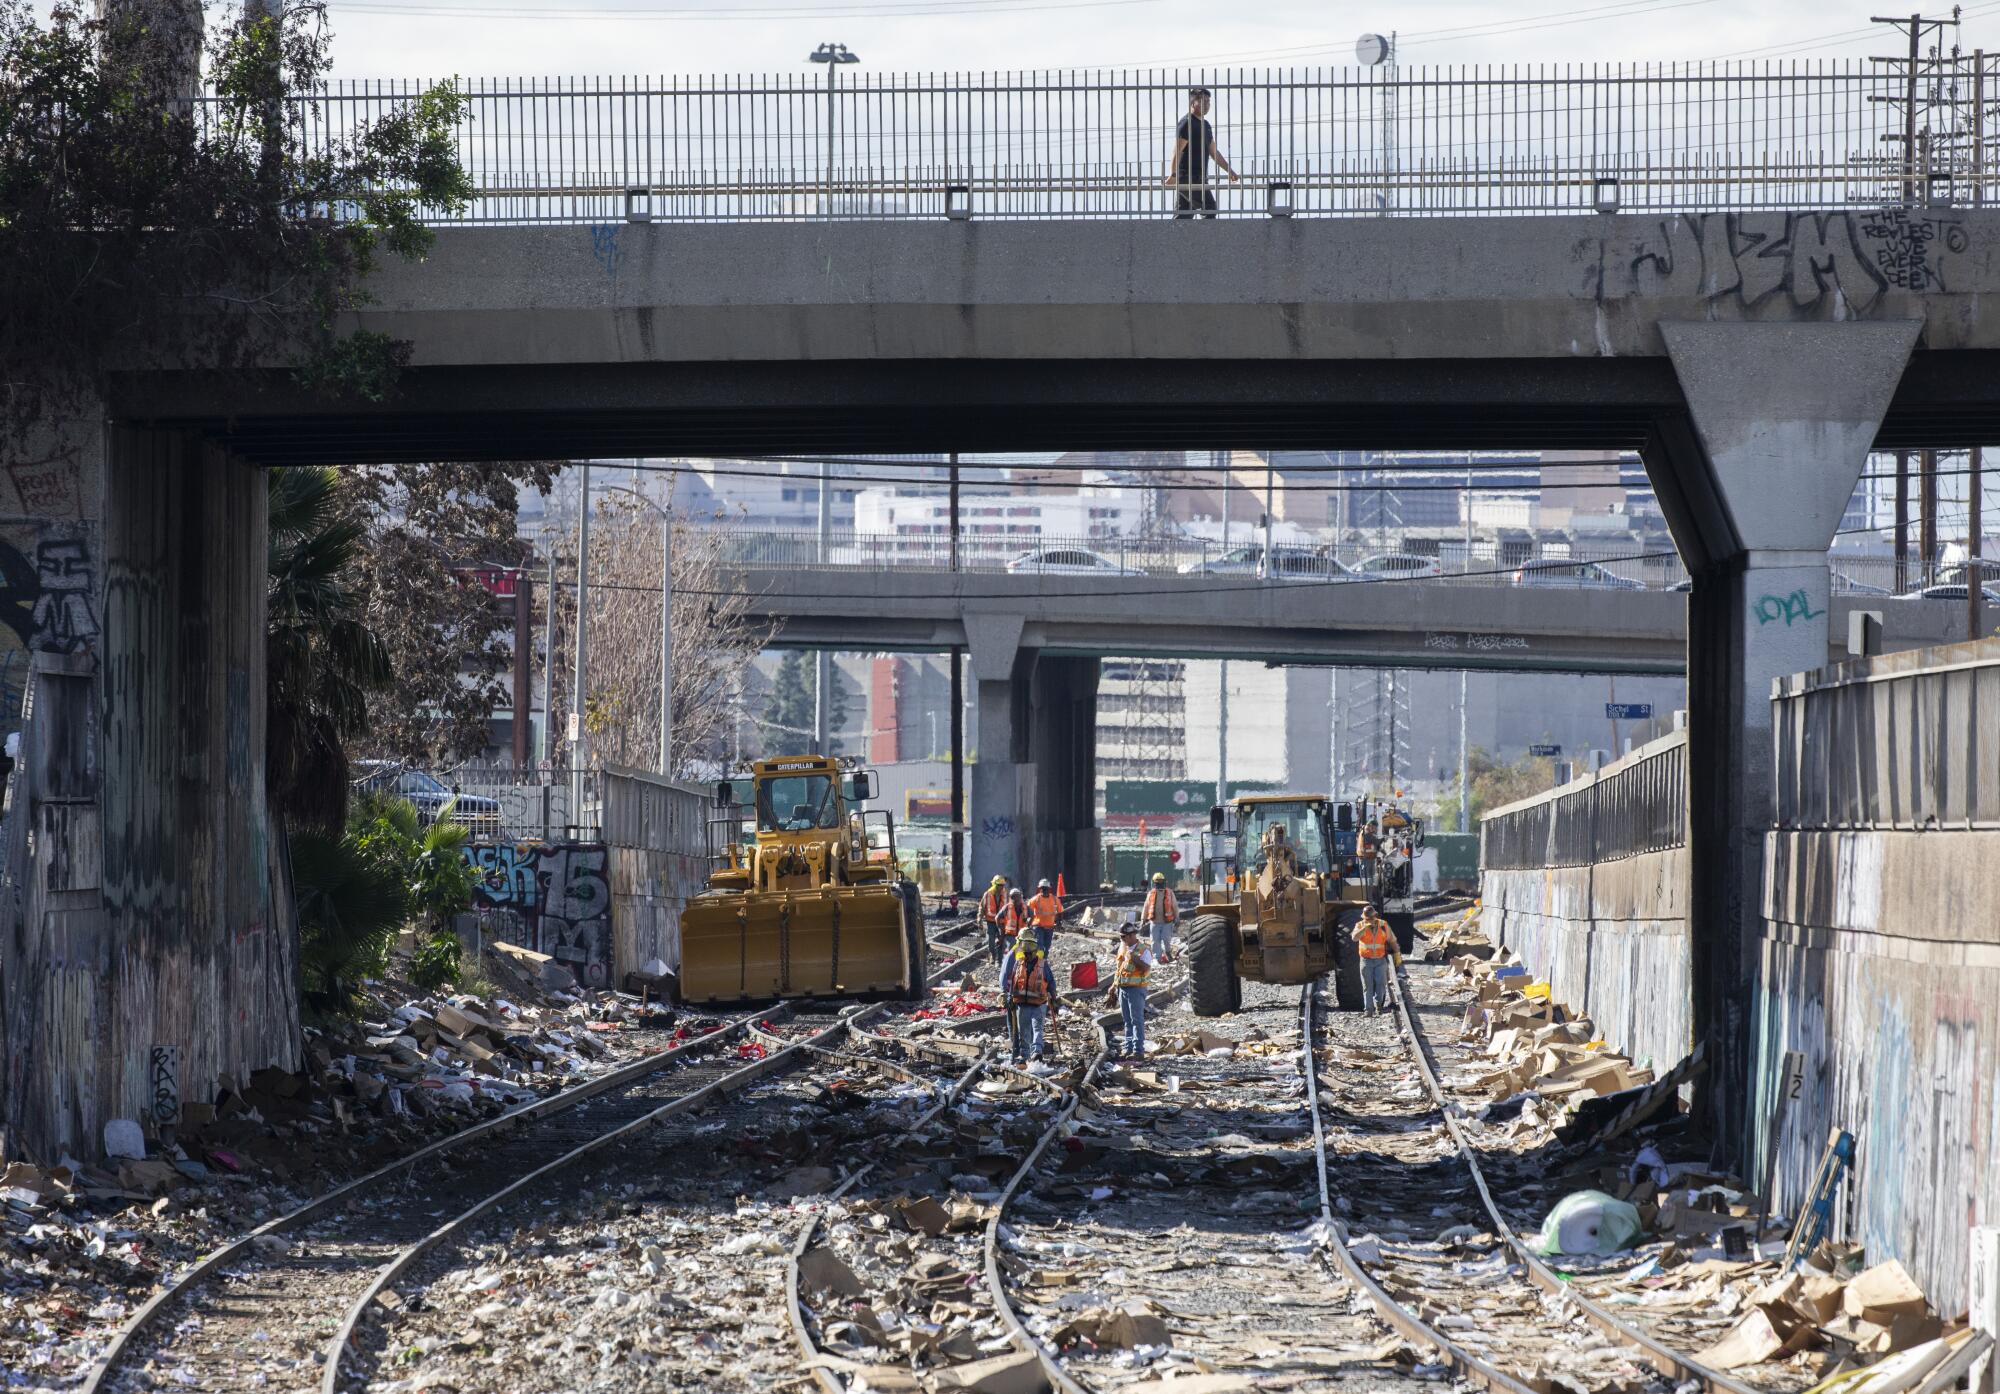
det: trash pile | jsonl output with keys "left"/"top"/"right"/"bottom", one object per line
{"left": 1690, "top": 1254, "right": 1979, "bottom": 1377}
{"left": 1452, "top": 954, "right": 1655, "bottom": 1112}
{"left": 0, "top": 957, "right": 683, "bottom": 1389}
{"left": 1420, "top": 901, "right": 1493, "bottom": 960}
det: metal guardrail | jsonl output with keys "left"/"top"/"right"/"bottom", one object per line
{"left": 294, "top": 61, "right": 1993, "bottom": 224}
{"left": 707, "top": 524, "right": 1694, "bottom": 588}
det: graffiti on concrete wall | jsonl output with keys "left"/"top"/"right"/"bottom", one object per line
{"left": 1754, "top": 590, "right": 1825, "bottom": 627}
{"left": 1, "top": 519, "right": 100, "bottom": 738}
{"left": 464, "top": 839, "right": 613, "bottom": 990}
{"left": 1623, "top": 210, "right": 1969, "bottom": 314}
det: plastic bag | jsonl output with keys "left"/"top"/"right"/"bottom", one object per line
{"left": 1531, "top": 1189, "right": 1644, "bottom": 1256}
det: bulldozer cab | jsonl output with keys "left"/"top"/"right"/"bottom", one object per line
{"left": 680, "top": 756, "right": 924, "bottom": 1006}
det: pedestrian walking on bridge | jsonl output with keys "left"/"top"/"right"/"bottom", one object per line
{"left": 1355, "top": 905, "right": 1400, "bottom": 1016}
{"left": 1006, "top": 937, "right": 1059, "bottom": 1067}
{"left": 1142, "top": 871, "right": 1179, "bottom": 963}
{"left": 1164, "top": 85, "right": 1241, "bottom": 218}
{"left": 1106, "top": 920, "right": 1153, "bottom": 1058}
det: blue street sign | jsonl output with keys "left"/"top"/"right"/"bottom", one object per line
{"left": 1528, "top": 743, "right": 1562, "bottom": 757}
{"left": 1605, "top": 703, "right": 1653, "bottom": 720}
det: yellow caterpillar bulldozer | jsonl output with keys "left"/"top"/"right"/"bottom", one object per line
{"left": 1181, "top": 794, "right": 1414, "bottom": 1016}
{"left": 678, "top": 755, "right": 927, "bottom": 1006}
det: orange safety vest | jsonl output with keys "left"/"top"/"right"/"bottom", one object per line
{"left": 1010, "top": 954, "right": 1050, "bottom": 1005}
{"left": 981, "top": 888, "right": 1007, "bottom": 919}
{"left": 999, "top": 902, "right": 1029, "bottom": 938}
{"left": 1028, "top": 892, "right": 1063, "bottom": 928}
{"left": 1355, "top": 921, "right": 1394, "bottom": 959}
{"left": 1142, "top": 887, "right": 1178, "bottom": 923}
{"left": 1114, "top": 944, "right": 1151, "bottom": 988}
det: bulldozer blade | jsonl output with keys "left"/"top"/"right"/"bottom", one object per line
{"left": 679, "top": 886, "right": 914, "bottom": 1006}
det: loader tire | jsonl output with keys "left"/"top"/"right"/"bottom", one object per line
{"left": 900, "top": 883, "right": 929, "bottom": 1002}
{"left": 1183, "top": 915, "right": 1238, "bottom": 1018}
{"left": 1332, "top": 916, "right": 1364, "bottom": 1013}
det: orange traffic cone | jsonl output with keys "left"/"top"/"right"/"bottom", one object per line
{"left": 1056, "top": 873, "right": 1066, "bottom": 898}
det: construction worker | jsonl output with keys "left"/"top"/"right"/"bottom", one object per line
{"left": 1005, "top": 936, "right": 1059, "bottom": 1067}
{"left": 1142, "top": 871, "right": 1179, "bottom": 964}
{"left": 980, "top": 876, "right": 1010, "bottom": 966}
{"left": 996, "top": 887, "right": 1030, "bottom": 989}
{"left": 1355, "top": 904, "right": 1400, "bottom": 1016}
{"left": 1027, "top": 878, "right": 1063, "bottom": 953}
{"left": 1105, "top": 920, "right": 1153, "bottom": 1059}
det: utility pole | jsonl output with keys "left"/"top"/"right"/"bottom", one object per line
{"left": 1920, "top": 447, "right": 1939, "bottom": 584}
{"left": 1871, "top": 12, "right": 1961, "bottom": 204}
{"left": 1458, "top": 457, "right": 1472, "bottom": 832}
{"left": 571, "top": 463, "right": 592, "bottom": 827}
{"left": 815, "top": 460, "right": 833, "bottom": 755}
{"left": 1260, "top": 454, "right": 1275, "bottom": 581}
{"left": 1895, "top": 449, "right": 1912, "bottom": 591}
{"left": 949, "top": 451, "right": 961, "bottom": 573}
{"left": 512, "top": 569, "right": 532, "bottom": 770}
{"left": 950, "top": 646, "right": 965, "bottom": 895}
{"left": 658, "top": 502, "right": 674, "bottom": 777}
{"left": 1971, "top": 444, "right": 1986, "bottom": 639}
{"left": 1216, "top": 661, "right": 1229, "bottom": 809}
{"left": 540, "top": 551, "right": 557, "bottom": 766}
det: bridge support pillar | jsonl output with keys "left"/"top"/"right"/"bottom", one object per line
{"left": 1653, "top": 319, "right": 1921, "bottom": 1141}
{"left": 962, "top": 614, "right": 1100, "bottom": 895}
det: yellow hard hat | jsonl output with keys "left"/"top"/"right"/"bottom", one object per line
{"left": 1151, "top": 871, "right": 1167, "bottom": 883}
{"left": 990, "top": 875, "right": 1006, "bottom": 887}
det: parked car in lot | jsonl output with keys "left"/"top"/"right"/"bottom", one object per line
{"left": 1003, "top": 547, "right": 1144, "bottom": 576}
{"left": 1903, "top": 582, "right": 2000, "bottom": 604}
{"left": 353, "top": 762, "right": 504, "bottom": 839}
{"left": 1934, "top": 559, "right": 2000, "bottom": 590}
{"left": 1347, "top": 552, "right": 1444, "bottom": 581}
{"left": 1180, "top": 545, "right": 1352, "bottom": 582}
{"left": 1510, "top": 560, "right": 1648, "bottom": 590}
{"left": 1673, "top": 571, "right": 1891, "bottom": 595}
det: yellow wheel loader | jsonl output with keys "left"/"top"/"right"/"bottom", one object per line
{"left": 1180, "top": 795, "right": 1400, "bottom": 1017}
{"left": 678, "top": 756, "right": 927, "bottom": 1006}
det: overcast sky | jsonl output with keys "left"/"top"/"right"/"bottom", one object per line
{"left": 282, "top": 1, "right": 1987, "bottom": 79}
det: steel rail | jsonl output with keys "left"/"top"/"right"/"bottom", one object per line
{"left": 84, "top": 914, "right": 978, "bottom": 1394}
{"left": 318, "top": 928, "right": 994, "bottom": 1394}
{"left": 975, "top": 979, "right": 1184, "bottom": 1394}
{"left": 1389, "top": 959, "right": 1763, "bottom": 1394}
{"left": 80, "top": 1002, "right": 782, "bottom": 1394}
{"left": 1298, "top": 980, "right": 1543, "bottom": 1394}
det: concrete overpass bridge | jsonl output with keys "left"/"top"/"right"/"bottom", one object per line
{"left": 21, "top": 60, "right": 2000, "bottom": 1160}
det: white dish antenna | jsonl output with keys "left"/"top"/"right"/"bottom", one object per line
{"left": 1356, "top": 32, "right": 1393, "bottom": 66}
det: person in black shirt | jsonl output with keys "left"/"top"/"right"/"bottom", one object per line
{"left": 1164, "top": 86, "right": 1240, "bottom": 218}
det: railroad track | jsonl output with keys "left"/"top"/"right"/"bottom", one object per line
{"left": 1386, "top": 960, "right": 1770, "bottom": 1393}
{"left": 969, "top": 949, "right": 1758, "bottom": 1394}
{"left": 84, "top": 918, "right": 988, "bottom": 1394}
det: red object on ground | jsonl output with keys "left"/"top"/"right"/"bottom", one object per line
{"left": 1069, "top": 961, "right": 1100, "bottom": 990}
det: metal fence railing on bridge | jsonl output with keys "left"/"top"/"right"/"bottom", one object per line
{"left": 284, "top": 60, "right": 1993, "bottom": 224}
{"left": 1480, "top": 730, "right": 1689, "bottom": 871}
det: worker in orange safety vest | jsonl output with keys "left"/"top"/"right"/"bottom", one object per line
{"left": 1141, "top": 871, "right": 1179, "bottom": 964}
{"left": 980, "top": 876, "right": 1010, "bottom": 966}
{"left": 1355, "top": 904, "right": 1400, "bottom": 1016}
{"left": 1104, "top": 920, "right": 1153, "bottom": 1059}
{"left": 1005, "top": 937, "right": 1060, "bottom": 1066}
{"left": 1027, "top": 879, "right": 1063, "bottom": 953}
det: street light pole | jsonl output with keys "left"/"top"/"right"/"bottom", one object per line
{"left": 808, "top": 43, "right": 859, "bottom": 219}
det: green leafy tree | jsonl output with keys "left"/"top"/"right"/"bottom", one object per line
{"left": 291, "top": 826, "right": 408, "bottom": 1017}
{"left": 343, "top": 462, "right": 556, "bottom": 765}
{"left": 0, "top": 1, "right": 472, "bottom": 448}
{"left": 1432, "top": 748, "right": 1558, "bottom": 831}
{"left": 760, "top": 651, "right": 814, "bottom": 756}
{"left": 267, "top": 466, "right": 391, "bottom": 830}
{"left": 406, "top": 804, "right": 474, "bottom": 991}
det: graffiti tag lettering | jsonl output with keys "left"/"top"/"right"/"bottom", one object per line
{"left": 1624, "top": 211, "right": 1968, "bottom": 315}
{"left": 980, "top": 815, "right": 1015, "bottom": 839}
{"left": 463, "top": 839, "right": 613, "bottom": 989}
{"left": 1753, "top": 590, "right": 1825, "bottom": 627}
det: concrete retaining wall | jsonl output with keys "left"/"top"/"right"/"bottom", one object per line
{"left": 600, "top": 766, "right": 714, "bottom": 981}
{"left": 1479, "top": 732, "right": 1694, "bottom": 1077}
{"left": 1754, "top": 641, "right": 2000, "bottom": 1314}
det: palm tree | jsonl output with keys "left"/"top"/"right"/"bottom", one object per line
{"left": 267, "top": 466, "right": 391, "bottom": 830}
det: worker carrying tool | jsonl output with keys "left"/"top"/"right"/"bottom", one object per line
{"left": 1104, "top": 919, "right": 1153, "bottom": 1059}
{"left": 1005, "top": 937, "right": 1060, "bottom": 1067}
{"left": 1027, "top": 878, "right": 1063, "bottom": 953}
{"left": 980, "top": 875, "right": 1010, "bottom": 966}
{"left": 997, "top": 887, "right": 1030, "bottom": 988}
{"left": 1142, "top": 871, "right": 1179, "bottom": 964}
{"left": 1354, "top": 904, "right": 1400, "bottom": 1015}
